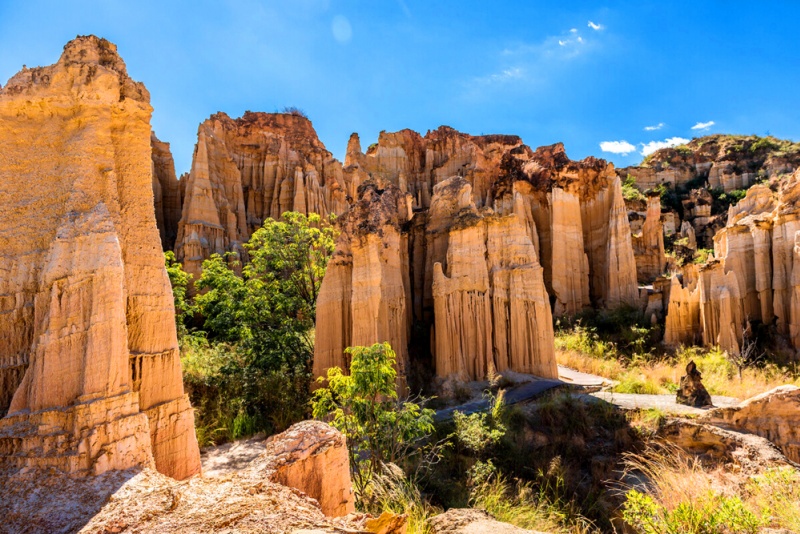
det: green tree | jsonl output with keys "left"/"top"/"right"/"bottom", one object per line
{"left": 190, "top": 212, "right": 338, "bottom": 434}
{"left": 164, "top": 251, "right": 193, "bottom": 337}
{"left": 312, "top": 342, "right": 435, "bottom": 501}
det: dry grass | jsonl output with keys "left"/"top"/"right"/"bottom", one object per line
{"left": 556, "top": 343, "right": 800, "bottom": 400}
{"left": 620, "top": 443, "right": 800, "bottom": 533}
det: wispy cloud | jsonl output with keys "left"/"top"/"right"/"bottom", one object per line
{"left": 588, "top": 21, "right": 603, "bottom": 31}
{"left": 468, "top": 22, "right": 604, "bottom": 95}
{"left": 474, "top": 67, "right": 524, "bottom": 85}
{"left": 644, "top": 123, "right": 664, "bottom": 131}
{"left": 600, "top": 140, "right": 636, "bottom": 155}
{"left": 640, "top": 137, "right": 690, "bottom": 156}
{"left": 691, "top": 120, "right": 715, "bottom": 130}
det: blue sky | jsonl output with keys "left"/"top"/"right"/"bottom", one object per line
{"left": 1, "top": 1, "right": 798, "bottom": 174}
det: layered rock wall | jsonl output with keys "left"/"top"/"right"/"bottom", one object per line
{"left": 315, "top": 133, "right": 638, "bottom": 384}
{"left": 632, "top": 193, "right": 666, "bottom": 283}
{"left": 174, "top": 112, "right": 359, "bottom": 277}
{"left": 0, "top": 36, "right": 200, "bottom": 479}
{"left": 664, "top": 170, "right": 800, "bottom": 355}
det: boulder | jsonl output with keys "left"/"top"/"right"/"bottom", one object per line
{"left": 428, "top": 509, "right": 550, "bottom": 534}
{"left": 676, "top": 361, "right": 713, "bottom": 408}
{"left": 704, "top": 385, "right": 800, "bottom": 464}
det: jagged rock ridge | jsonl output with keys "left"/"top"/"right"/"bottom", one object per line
{"left": 173, "top": 111, "right": 360, "bottom": 277}
{"left": 0, "top": 35, "right": 200, "bottom": 479}
{"left": 315, "top": 131, "right": 640, "bottom": 384}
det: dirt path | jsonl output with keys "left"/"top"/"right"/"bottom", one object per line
{"left": 585, "top": 391, "right": 740, "bottom": 415}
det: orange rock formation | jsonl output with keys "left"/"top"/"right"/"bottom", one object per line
{"left": 664, "top": 169, "right": 800, "bottom": 355}
{"left": 174, "top": 111, "right": 359, "bottom": 277}
{"left": 0, "top": 36, "right": 200, "bottom": 479}
{"left": 632, "top": 193, "right": 666, "bottom": 283}
{"left": 315, "top": 131, "right": 638, "bottom": 384}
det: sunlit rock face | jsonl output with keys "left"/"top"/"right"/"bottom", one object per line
{"left": 0, "top": 35, "right": 200, "bottom": 480}
{"left": 664, "top": 169, "right": 800, "bottom": 356}
{"left": 173, "top": 111, "right": 364, "bottom": 278}
{"left": 631, "top": 193, "right": 666, "bottom": 283}
{"left": 315, "top": 130, "right": 640, "bottom": 384}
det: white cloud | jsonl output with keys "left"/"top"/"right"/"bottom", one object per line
{"left": 588, "top": 21, "right": 603, "bottom": 30}
{"left": 475, "top": 67, "right": 524, "bottom": 85}
{"left": 558, "top": 40, "right": 566, "bottom": 46}
{"left": 600, "top": 140, "right": 637, "bottom": 155}
{"left": 644, "top": 122, "right": 665, "bottom": 131}
{"left": 640, "top": 137, "right": 690, "bottom": 156}
{"left": 691, "top": 120, "right": 715, "bottom": 130}
{"left": 570, "top": 28, "right": 578, "bottom": 33}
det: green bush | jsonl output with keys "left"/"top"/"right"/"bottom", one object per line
{"left": 312, "top": 342, "right": 435, "bottom": 502}
{"left": 169, "top": 212, "right": 338, "bottom": 444}
{"left": 453, "top": 392, "right": 506, "bottom": 456}
{"left": 623, "top": 489, "right": 763, "bottom": 534}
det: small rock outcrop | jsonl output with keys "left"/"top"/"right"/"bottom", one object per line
{"left": 173, "top": 111, "right": 359, "bottom": 277}
{"left": 660, "top": 419, "right": 791, "bottom": 472}
{"left": 676, "top": 361, "right": 713, "bottom": 407}
{"left": 705, "top": 385, "right": 800, "bottom": 464}
{"left": 265, "top": 420, "right": 355, "bottom": 517}
{"left": 1, "top": 421, "right": 360, "bottom": 533}
{"left": 0, "top": 36, "right": 200, "bottom": 479}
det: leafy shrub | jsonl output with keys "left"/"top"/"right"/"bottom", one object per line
{"left": 693, "top": 248, "right": 714, "bottom": 264}
{"left": 453, "top": 392, "right": 506, "bottom": 456}
{"left": 623, "top": 489, "right": 762, "bottom": 534}
{"left": 168, "top": 213, "right": 338, "bottom": 444}
{"left": 312, "top": 342, "right": 436, "bottom": 501}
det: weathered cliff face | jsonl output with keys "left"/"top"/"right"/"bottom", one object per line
{"left": 174, "top": 111, "right": 360, "bottom": 277}
{"left": 431, "top": 177, "right": 556, "bottom": 381}
{"left": 313, "top": 179, "right": 414, "bottom": 380}
{"left": 345, "top": 127, "right": 524, "bottom": 210}
{"left": 0, "top": 36, "right": 200, "bottom": 479}
{"left": 664, "top": 169, "right": 800, "bottom": 355}
{"left": 151, "top": 132, "right": 183, "bottom": 251}
{"left": 632, "top": 193, "right": 666, "bottom": 283}
{"left": 621, "top": 135, "right": 800, "bottom": 193}
{"left": 620, "top": 135, "right": 800, "bottom": 264}
{"left": 501, "top": 145, "right": 639, "bottom": 313}
{"left": 316, "top": 131, "right": 638, "bottom": 385}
